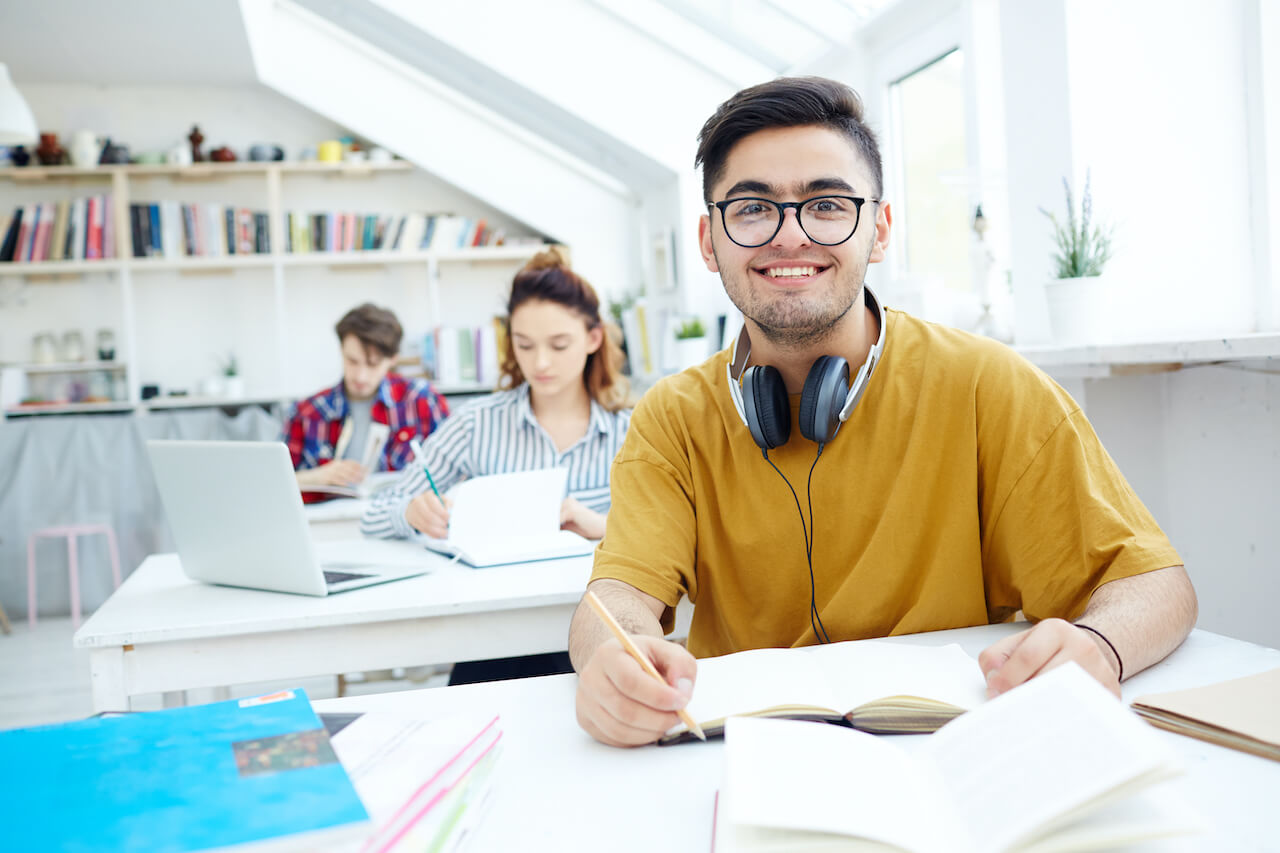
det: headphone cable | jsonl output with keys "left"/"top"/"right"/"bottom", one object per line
{"left": 762, "top": 447, "right": 831, "bottom": 645}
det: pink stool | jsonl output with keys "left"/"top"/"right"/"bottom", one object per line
{"left": 26, "top": 523, "right": 122, "bottom": 630}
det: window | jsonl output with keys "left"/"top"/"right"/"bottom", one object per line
{"left": 891, "top": 49, "right": 971, "bottom": 295}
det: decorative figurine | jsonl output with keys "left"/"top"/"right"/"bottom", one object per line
{"left": 36, "top": 133, "right": 65, "bottom": 165}
{"left": 10, "top": 145, "right": 30, "bottom": 167}
{"left": 188, "top": 125, "right": 205, "bottom": 162}
{"left": 209, "top": 145, "right": 236, "bottom": 162}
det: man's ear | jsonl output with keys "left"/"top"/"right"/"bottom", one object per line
{"left": 867, "top": 201, "right": 892, "bottom": 264}
{"left": 698, "top": 214, "right": 720, "bottom": 273}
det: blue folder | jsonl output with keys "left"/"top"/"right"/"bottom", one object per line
{"left": 0, "top": 689, "right": 368, "bottom": 852}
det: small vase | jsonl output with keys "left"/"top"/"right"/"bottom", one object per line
{"left": 675, "top": 337, "right": 709, "bottom": 371}
{"left": 70, "top": 130, "right": 102, "bottom": 167}
{"left": 36, "top": 133, "right": 64, "bottom": 166}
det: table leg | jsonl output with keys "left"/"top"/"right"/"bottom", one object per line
{"left": 88, "top": 646, "right": 129, "bottom": 712}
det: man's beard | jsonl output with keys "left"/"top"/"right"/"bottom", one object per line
{"left": 719, "top": 262, "right": 865, "bottom": 349}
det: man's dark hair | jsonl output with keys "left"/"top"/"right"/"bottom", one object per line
{"left": 335, "top": 303, "right": 402, "bottom": 359}
{"left": 695, "top": 76, "right": 883, "bottom": 202}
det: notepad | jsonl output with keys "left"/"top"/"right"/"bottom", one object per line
{"left": 1131, "top": 666, "right": 1280, "bottom": 761}
{"left": 1, "top": 689, "right": 369, "bottom": 852}
{"left": 421, "top": 467, "right": 596, "bottom": 567}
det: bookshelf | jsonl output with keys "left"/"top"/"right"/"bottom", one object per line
{"left": 0, "top": 161, "right": 545, "bottom": 417}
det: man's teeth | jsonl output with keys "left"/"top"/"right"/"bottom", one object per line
{"left": 765, "top": 266, "right": 818, "bottom": 278}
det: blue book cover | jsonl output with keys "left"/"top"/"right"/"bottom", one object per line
{"left": 0, "top": 689, "right": 368, "bottom": 852}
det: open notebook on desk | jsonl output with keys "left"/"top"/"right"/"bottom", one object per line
{"left": 420, "top": 467, "right": 596, "bottom": 567}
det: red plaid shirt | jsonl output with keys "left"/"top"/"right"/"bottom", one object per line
{"left": 281, "top": 373, "right": 449, "bottom": 474}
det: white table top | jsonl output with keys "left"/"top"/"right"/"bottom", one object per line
{"left": 314, "top": 624, "right": 1280, "bottom": 852}
{"left": 73, "top": 539, "right": 594, "bottom": 649}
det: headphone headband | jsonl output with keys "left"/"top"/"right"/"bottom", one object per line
{"left": 726, "top": 284, "right": 887, "bottom": 432}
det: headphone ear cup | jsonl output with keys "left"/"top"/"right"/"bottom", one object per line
{"left": 799, "top": 355, "right": 850, "bottom": 445}
{"left": 741, "top": 365, "right": 791, "bottom": 450}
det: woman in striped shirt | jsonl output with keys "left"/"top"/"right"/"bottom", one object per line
{"left": 361, "top": 245, "right": 632, "bottom": 543}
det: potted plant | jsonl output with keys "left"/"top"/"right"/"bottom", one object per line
{"left": 673, "top": 317, "right": 708, "bottom": 371}
{"left": 219, "top": 352, "right": 244, "bottom": 399}
{"left": 1040, "top": 171, "right": 1114, "bottom": 344}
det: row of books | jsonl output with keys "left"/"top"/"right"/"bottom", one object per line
{"left": 0, "top": 688, "right": 503, "bottom": 852}
{"left": 129, "top": 202, "right": 270, "bottom": 258}
{"left": 284, "top": 211, "right": 515, "bottom": 254}
{"left": 422, "top": 318, "right": 507, "bottom": 388}
{"left": 0, "top": 197, "right": 115, "bottom": 263}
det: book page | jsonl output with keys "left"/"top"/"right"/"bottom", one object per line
{"left": 679, "top": 648, "right": 848, "bottom": 730}
{"left": 921, "top": 663, "right": 1182, "bottom": 853}
{"left": 806, "top": 641, "right": 988, "bottom": 712}
{"left": 448, "top": 467, "right": 567, "bottom": 542}
{"left": 721, "top": 716, "right": 964, "bottom": 853}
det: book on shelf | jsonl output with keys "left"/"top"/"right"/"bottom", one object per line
{"left": 1130, "top": 666, "right": 1280, "bottom": 762}
{"left": 0, "top": 688, "right": 369, "bottom": 852}
{"left": 659, "top": 639, "right": 988, "bottom": 745}
{"left": 328, "top": 711, "right": 503, "bottom": 853}
{"left": 419, "top": 467, "right": 596, "bottom": 567}
{"left": 713, "top": 663, "right": 1199, "bottom": 853}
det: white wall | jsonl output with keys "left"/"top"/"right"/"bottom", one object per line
{"left": 1075, "top": 367, "right": 1280, "bottom": 649}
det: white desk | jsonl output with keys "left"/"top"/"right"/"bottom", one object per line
{"left": 73, "top": 539, "right": 596, "bottom": 712}
{"left": 314, "top": 625, "right": 1280, "bottom": 852}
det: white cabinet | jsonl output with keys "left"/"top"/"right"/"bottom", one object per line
{"left": 0, "top": 161, "right": 545, "bottom": 416}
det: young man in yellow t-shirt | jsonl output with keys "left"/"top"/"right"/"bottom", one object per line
{"left": 568, "top": 77, "right": 1198, "bottom": 748}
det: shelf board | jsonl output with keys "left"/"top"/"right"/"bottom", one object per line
{"left": 0, "top": 161, "right": 414, "bottom": 181}
{"left": 0, "top": 259, "right": 123, "bottom": 277}
{"left": 141, "top": 394, "right": 282, "bottom": 411}
{"left": 5, "top": 400, "right": 133, "bottom": 416}
{"left": 1018, "top": 332, "right": 1280, "bottom": 377}
{"left": 12, "top": 361, "right": 127, "bottom": 374}
{"left": 129, "top": 255, "right": 275, "bottom": 272}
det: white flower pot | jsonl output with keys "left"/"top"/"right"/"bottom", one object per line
{"left": 674, "top": 337, "right": 709, "bottom": 371}
{"left": 1044, "top": 275, "right": 1112, "bottom": 345}
{"left": 223, "top": 376, "right": 245, "bottom": 399}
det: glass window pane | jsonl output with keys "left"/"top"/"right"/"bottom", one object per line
{"left": 893, "top": 49, "right": 971, "bottom": 294}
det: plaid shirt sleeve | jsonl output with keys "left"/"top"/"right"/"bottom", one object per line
{"left": 379, "top": 377, "right": 452, "bottom": 471}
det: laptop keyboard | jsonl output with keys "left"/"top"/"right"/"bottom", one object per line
{"left": 323, "top": 569, "right": 375, "bottom": 585}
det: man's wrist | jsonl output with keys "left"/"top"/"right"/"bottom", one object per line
{"left": 1075, "top": 623, "right": 1124, "bottom": 681}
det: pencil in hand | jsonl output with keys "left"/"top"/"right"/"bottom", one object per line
{"left": 583, "top": 590, "right": 706, "bottom": 742}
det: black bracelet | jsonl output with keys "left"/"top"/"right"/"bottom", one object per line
{"left": 1076, "top": 623, "right": 1124, "bottom": 682}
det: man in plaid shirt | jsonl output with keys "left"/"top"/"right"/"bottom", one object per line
{"left": 282, "top": 303, "right": 449, "bottom": 495}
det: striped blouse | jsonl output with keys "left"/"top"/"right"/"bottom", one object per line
{"left": 360, "top": 384, "right": 632, "bottom": 540}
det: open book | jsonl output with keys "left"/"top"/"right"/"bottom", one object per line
{"left": 1131, "top": 666, "right": 1280, "bottom": 761}
{"left": 659, "top": 640, "right": 988, "bottom": 745}
{"left": 421, "top": 467, "right": 596, "bottom": 567}
{"left": 714, "top": 663, "right": 1199, "bottom": 853}
{"left": 299, "top": 468, "right": 404, "bottom": 500}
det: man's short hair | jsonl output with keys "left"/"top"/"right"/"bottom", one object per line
{"left": 335, "top": 303, "right": 402, "bottom": 359}
{"left": 695, "top": 76, "right": 883, "bottom": 203}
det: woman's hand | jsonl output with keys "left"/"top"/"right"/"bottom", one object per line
{"left": 561, "top": 497, "right": 607, "bottom": 540}
{"left": 405, "top": 492, "right": 453, "bottom": 539}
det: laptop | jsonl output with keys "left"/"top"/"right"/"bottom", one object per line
{"left": 146, "top": 439, "right": 429, "bottom": 595}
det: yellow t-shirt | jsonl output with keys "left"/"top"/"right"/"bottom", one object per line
{"left": 591, "top": 308, "right": 1181, "bottom": 659}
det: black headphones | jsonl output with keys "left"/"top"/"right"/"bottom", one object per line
{"left": 726, "top": 285, "right": 887, "bottom": 450}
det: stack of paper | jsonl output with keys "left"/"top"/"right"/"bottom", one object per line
{"left": 329, "top": 712, "right": 503, "bottom": 852}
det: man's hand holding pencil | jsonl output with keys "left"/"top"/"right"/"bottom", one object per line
{"left": 575, "top": 591, "right": 703, "bottom": 747}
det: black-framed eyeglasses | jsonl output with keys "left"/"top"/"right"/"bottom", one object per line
{"left": 708, "top": 195, "right": 879, "bottom": 248}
